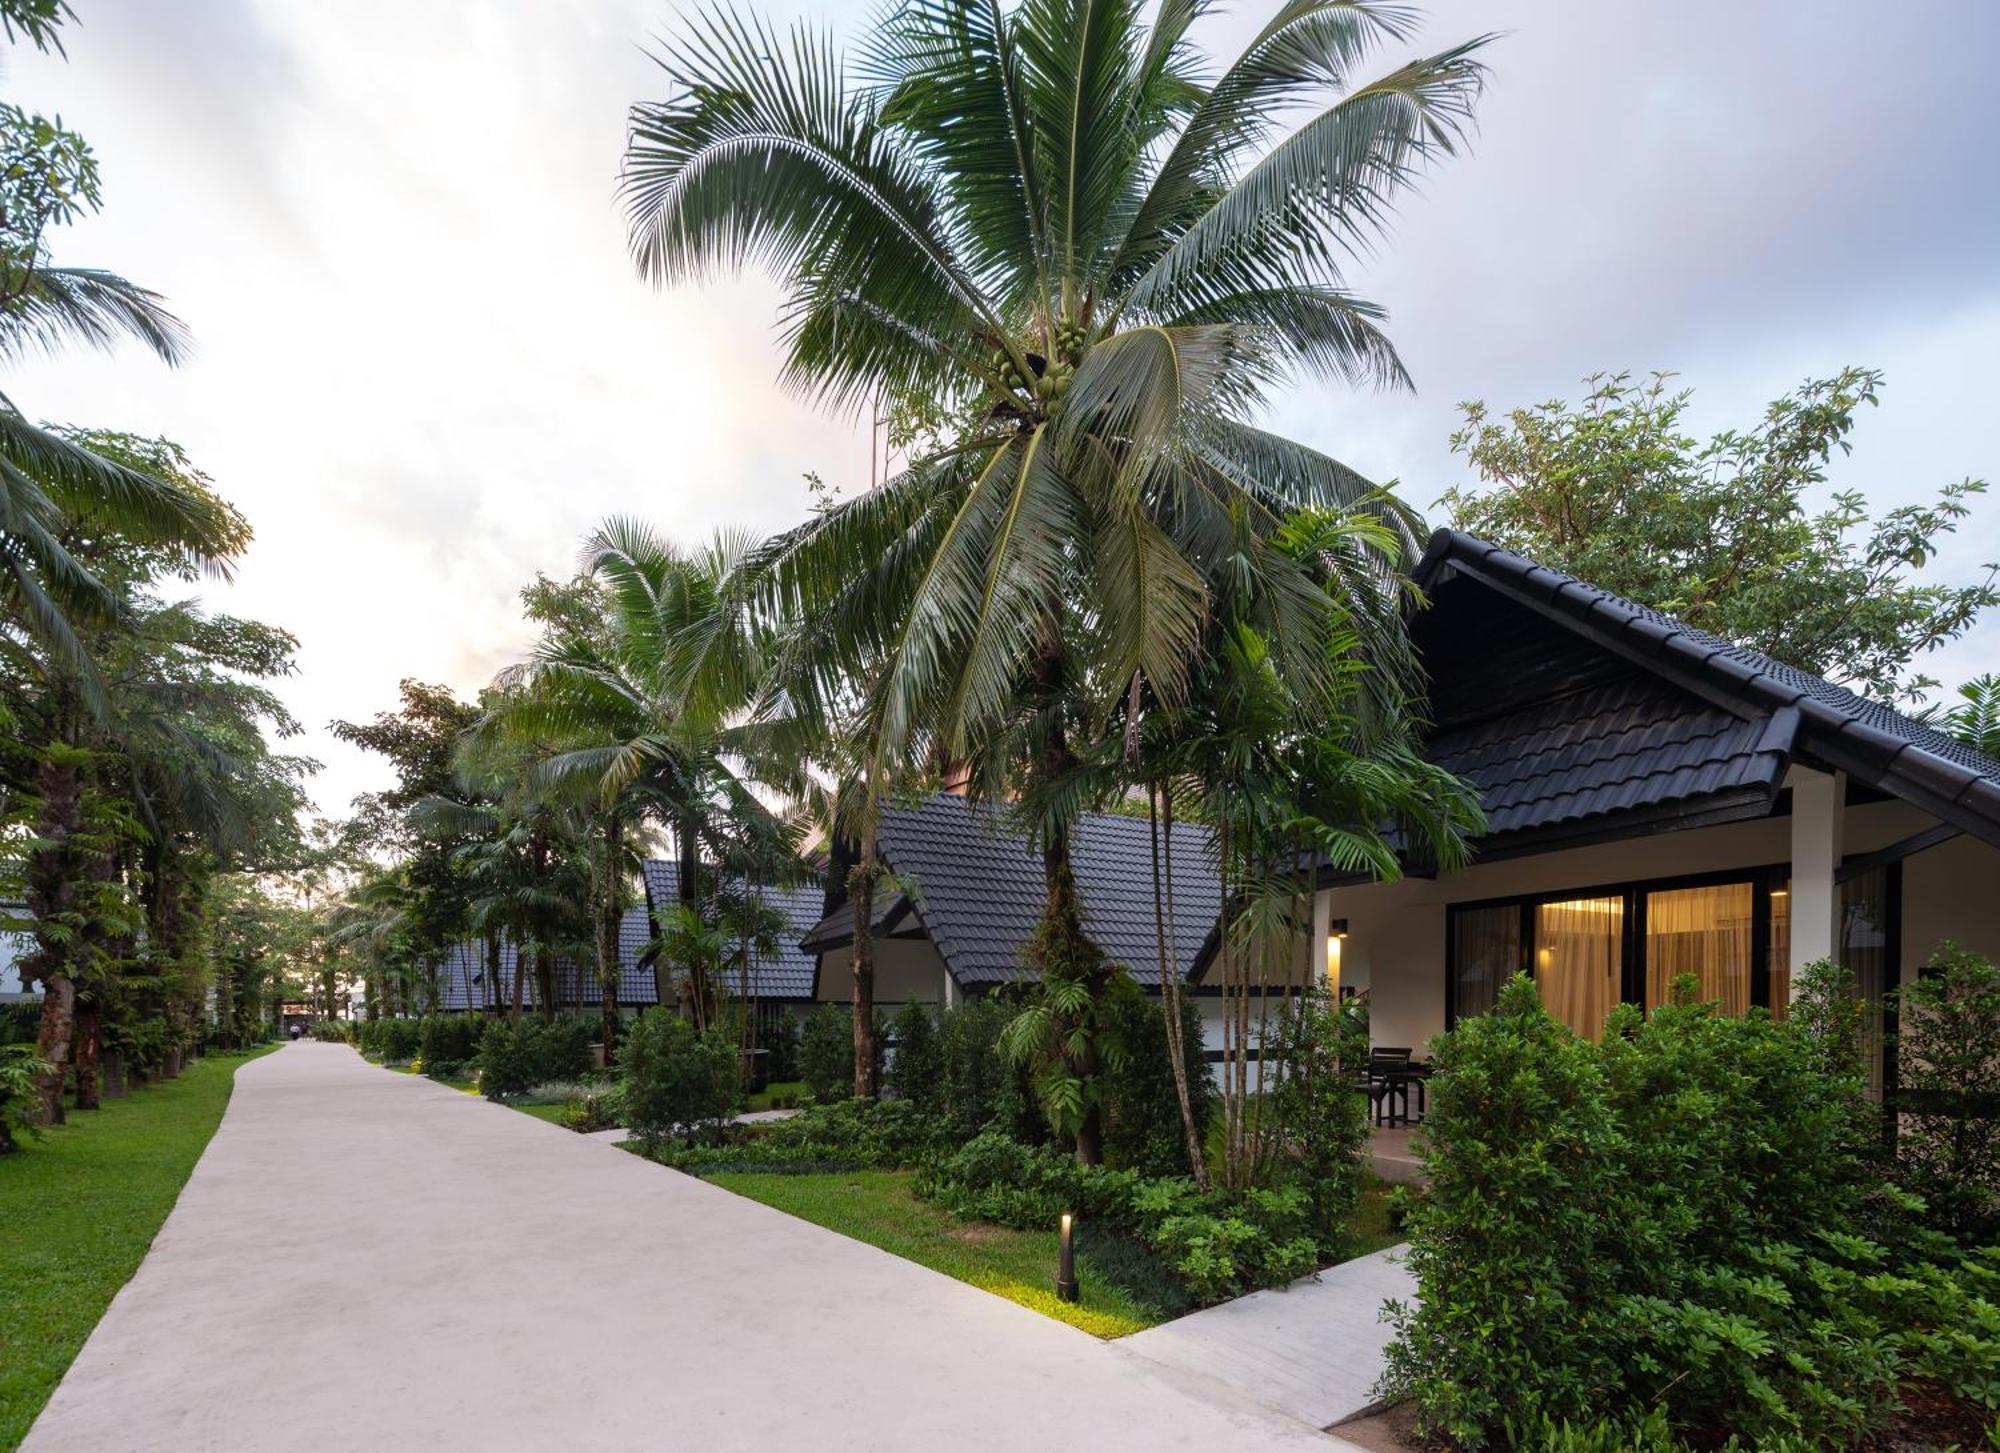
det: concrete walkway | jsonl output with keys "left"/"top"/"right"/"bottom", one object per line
{"left": 26, "top": 1043, "right": 1354, "bottom": 1452}
{"left": 1121, "top": 1245, "right": 1416, "bottom": 1430}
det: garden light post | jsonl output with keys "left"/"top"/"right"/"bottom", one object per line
{"left": 1056, "top": 1213, "right": 1078, "bottom": 1303}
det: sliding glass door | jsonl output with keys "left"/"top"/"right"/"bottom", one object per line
{"left": 1535, "top": 897, "right": 1623, "bottom": 1040}
{"left": 1644, "top": 881, "right": 1753, "bottom": 1016}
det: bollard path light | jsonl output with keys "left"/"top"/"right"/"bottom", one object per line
{"left": 1056, "top": 1212, "right": 1079, "bottom": 1303}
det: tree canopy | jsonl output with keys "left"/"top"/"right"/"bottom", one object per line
{"left": 1440, "top": 368, "right": 1998, "bottom": 706}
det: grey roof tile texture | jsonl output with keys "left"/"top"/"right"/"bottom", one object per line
{"left": 1426, "top": 675, "right": 1787, "bottom": 839}
{"left": 818, "top": 793, "right": 1220, "bottom": 989}
{"left": 1416, "top": 530, "right": 2000, "bottom": 845}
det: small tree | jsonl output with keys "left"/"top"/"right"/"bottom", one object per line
{"left": 1895, "top": 941, "right": 2000, "bottom": 1238}
{"left": 798, "top": 1003, "right": 855, "bottom": 1103}
{"left": 885, "top": 1000, "right": 942, "bottom": 1112}
{"left": 617, "top": 1009, "right": 738, "bottom": 1152}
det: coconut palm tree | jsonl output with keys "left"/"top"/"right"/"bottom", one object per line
{"left": 483, "top": 519, "right": 798, "bottom": 1044}
{"left": 625, "top": 0, "right": 1487, "bottom": 1159}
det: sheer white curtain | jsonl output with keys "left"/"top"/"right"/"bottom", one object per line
{"left": 1452, "top": 906, "right": 1518, "bottom": 1021}
{"left": 1536, "top": 897, "right": 1623, "bottom": 1040}
{"left": 1645, "top": 882, "right": 1752, "bottom": 1016}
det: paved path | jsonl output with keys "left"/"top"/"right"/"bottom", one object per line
{"left": 1121, "top": 1245, "right": 1416, "bottom": 1430}
{"left": 27, "top": 1043, "right": 1353, "bottom": 1452}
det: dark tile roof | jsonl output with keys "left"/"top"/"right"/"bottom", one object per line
{"left": 1417, "top": 530, "right": 2000, "bottom": 848}
{"left": 1426, "top": 674, "right": 1791, "bottom": 843}
{"left": 803, "top": 793, "right": 1220, "bottom": 990}
{"left": 433, "top": 937, "right": 608, "bottom": 1012}
{"left": 642, "top": 861, "right": 822, "bottom": 1001}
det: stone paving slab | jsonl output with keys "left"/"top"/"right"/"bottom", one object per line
{"left": 1120, "top": 1244, "right": 1416, "bottom": 1430}
{"left": 26, "top": 1043, "right": 1361, "bottom": 1452}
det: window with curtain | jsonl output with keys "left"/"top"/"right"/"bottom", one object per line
{"left": 1536, "top": 897, "right": 1623, "bottom": 1040}
{"left": 1769, "top": 882, "right": 1792, "bottom": 1019}
{"left": 1450, "top": 905, "right": 1518, "bottom": 1023}
{"left": 1644, "top": 881, "right": 1753, "bottom": 1016}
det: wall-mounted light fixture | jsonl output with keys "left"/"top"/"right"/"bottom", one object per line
{"left": 1325, "top": 919, "right": 1348, "bottom": 992}
{"left": 1056, "top": 1212, "right": 1079, "bottom": 1303}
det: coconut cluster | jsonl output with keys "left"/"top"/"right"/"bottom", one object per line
{"left": 987, "top": 319, "right": 1088, "bottom": 409}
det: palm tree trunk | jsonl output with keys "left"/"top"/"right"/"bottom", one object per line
{"left": 73, "top": 1000, "right": 101, "bottom": 1110}
{"left": 510, "top": 942, "right": 526, "bottom": 1021}
{"left": 851, "top": 820, "right": 879, "bottom": 1100}
{"left": 26, "top": 736, "right": 86, "bottom": 1124}
{"left": 678, "top": 815, "right": 705, "bottom": 1025}
{"left": 597, "top": 811, "right": 623, "bottom": 1062}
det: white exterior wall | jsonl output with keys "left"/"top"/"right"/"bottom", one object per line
{"left": 1315, "top": 792, "right": 2000, "bottom": 1054}
{"left": 813, "top": 936, "right": 956, "bottom": 1012}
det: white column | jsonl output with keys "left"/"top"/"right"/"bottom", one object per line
{"left": 1311, "top": 889, "right": 1336, "bottom": 994}
{"left": 942, "top": 966, "right": 960, "bottom": 1011}
{"left": 1788, "top": 766, "right": 1845, "bottom": 996}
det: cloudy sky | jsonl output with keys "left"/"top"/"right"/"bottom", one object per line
{"left": 7, "top": 0, "right": 1997, "bottom": 816}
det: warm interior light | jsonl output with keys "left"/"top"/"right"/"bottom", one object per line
{"left": 1325, "top": 932, "right": 1342, "bottom": 992}
{"left": 1771, "top": 888, "right": 1789, "bottom": 899}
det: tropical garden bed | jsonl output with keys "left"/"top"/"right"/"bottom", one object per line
{"left": 0, "top": 1045, "right": 275, "bottom": 1449}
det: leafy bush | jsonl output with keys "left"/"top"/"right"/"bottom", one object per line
{"left": 1896, "top": 941, "right": 2000, "bottom": 1239}
{"left": 1099, "top": 979, "right": 1214, "bottom": 1178}
{"left": 0, "top": 1042, "right": 50, "bottom": 1153}
{"left": 1260, "top": 990, "right": 1370, "bottom": 1251}
{"left": 558, "top": 1087, "right": 623, "bottom": 1133}
{"left": 617, "top": 1010, "right": 738, "bottom": 1150}
{"left": 309, "top": 1020, "right": 353, "bottom": 1044}
{"left": 417, "top": 1014, "right": 486, "bottom": 1075}
{"left": 660, "top": 1096, "right": 941, "bottom": 1174}
{"left": 1385, "top": 966, "right": 1994, "bottom": 1449}
{"left": 885, "top": 1001, "right": 942, "bottom": 1110}
{"left": 935, "top": 994, "right": 1044, "bottom": 1144}
{"left": 373, "top": 1018, "right": 421, "bottom": 1064}
{"left": 797, "top": 1002, "right": 850, "bottom": 1101}
{"left": 912, "top": 1131, "right": 1323, "bottom": 1304}
{"left": 798, "top": 1002, "right": 884, "bottom": 1102}
{"left": 477, "top": 1017, "right": 594, "bottom": 1099}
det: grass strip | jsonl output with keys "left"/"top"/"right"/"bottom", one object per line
{"left": 0, "top": 1046, "right": 275, "bottom": 1450}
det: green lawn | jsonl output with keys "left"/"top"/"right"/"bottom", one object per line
{"left": 746, "top": 1079, "right": 805, "bottom": 1112}
{"left": 0, "top": 1046, "right": 276, "bottom": 1450}
{"left": 511, "top": 1102, "right": 569, "bottom": 1124}
{"left": 708, "top": 1168, "right": 1185, "bottom": 1337}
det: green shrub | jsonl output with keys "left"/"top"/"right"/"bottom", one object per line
{"left": 0, "top": 1042, "right": 50, "bottom": 1153}
{"left": 309, "top": 1020, "right": 352, "bottom": 1043}
{"left": 617, "top": 1010, "right": 738, "bottom": 1150}
{"left": 1384, "top": 965, "right": 1989, "bottom": 1449}
{"left": 1100, "top": 979, "right": 1214, "bottom": 1178}
{"left": 936, "top": 994, "right": 1044, "bottom": 1144}
{"left": 1896, "top": 941, "right": 2000, "bottom": 1239}
{"left": 911, "top": 1131, "right": 1322, "bottom": 1304}
{"left": 476, "top": 1017, "right": 594, "bottom": 1099}
{"left": 558, "top": 1087, "right": 624, "bottom": 1133}
{"left": 799, "top": 1002, "right": 868, "bottom": 1102}
{"left": 1260, "top": 990, "right": 1370, "bottom": 1252}
{"left": 375, "top": 1018, "right": 421, "bottom": 1064}
{"left": 660, "top": 1096, "right": 941, "bottom": 1174}
{"left": 885, "top": 1001, "right": 942, "bottom": 1110}
{"left": 417, "top": 1014, "right": 486, "bottom": 1075}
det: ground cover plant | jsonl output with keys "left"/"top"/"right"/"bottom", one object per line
{"left": 0, "top": 1046, "right": 274, "bottom": 1447}
{"left": 707, "top": 1168, "right": 1177, "bottom": 1338}
{"left": 1383, "top": 962, "right": 2000, "bottom": 1449}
